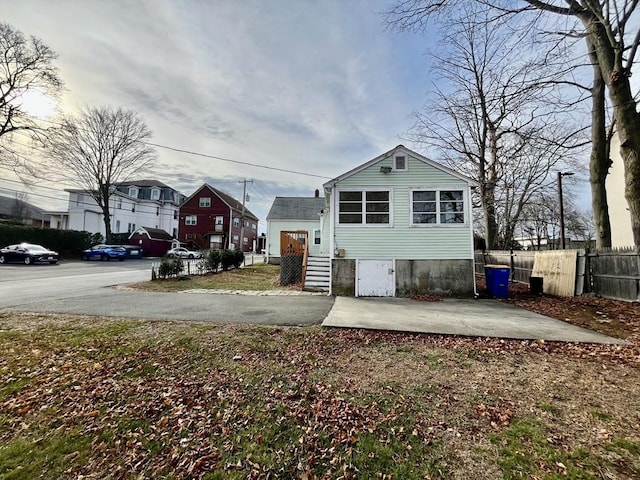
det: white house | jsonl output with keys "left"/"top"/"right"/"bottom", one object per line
{"left": 606, "top": 135, "right": 635, "bottom": 247}
{"left": 265, "top": 194, "right": 327, "bottom": 262}
{"left": 63, "top": 180, "right": 185, "bottom": 239}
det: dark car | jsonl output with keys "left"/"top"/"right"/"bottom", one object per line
{"left": 81, "top": 245, "right": 127, "bottom": 261}
{"left": 0, "top": 243, "right": 59, "bottom": 265}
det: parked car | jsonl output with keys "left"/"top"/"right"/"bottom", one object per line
{"left": 166, "top": 247, "right": 203, "bottom": 259}
{"left": 0, "top": 243, "right": 59, "bottom": 265}
{"left": 81, "top": 245, "right": 127, "bottom": 261}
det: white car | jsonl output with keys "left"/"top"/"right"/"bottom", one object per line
{"left": 166, "top": 247, "right": 203, "bottom": 259}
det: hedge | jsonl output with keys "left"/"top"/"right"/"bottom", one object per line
{"left": 0, "top": 225, "right": 102, "bottom": 258}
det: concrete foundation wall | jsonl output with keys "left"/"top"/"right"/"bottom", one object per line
{"left": 332, "top": 258, "right": 474, "bottom": 297}
{"left": 332, "top": 259, "right": 355, "bottom": 296}
{"left": 395, "top": 259, "right": 474, "bottom": 297}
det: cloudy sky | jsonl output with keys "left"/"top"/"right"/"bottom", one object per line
{"left": 2, "top": 0, "right": 436, "bottom": 227}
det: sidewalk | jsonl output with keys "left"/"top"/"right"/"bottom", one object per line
{"left": 322, "top": 297, "right": 626, "bottom": 344}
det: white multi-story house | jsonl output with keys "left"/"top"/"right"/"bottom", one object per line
{"left": 62, "top": 180, "right": 185, "bottom": 239}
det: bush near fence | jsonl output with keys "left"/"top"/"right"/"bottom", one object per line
{"left": 475, "top": 248, "right": 640, "bottom": 302}
{"left": 151, "top": 248, "right": 248, "bottom": 280}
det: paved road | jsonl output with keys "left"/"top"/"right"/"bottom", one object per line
{"left": 0, "top": 260, "right": 334, "bottom": 325}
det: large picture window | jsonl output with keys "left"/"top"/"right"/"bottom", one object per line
{"left": 338, "top": 190, "right": 390, "bottom": 225}
{"left": 412, "top": 189, "right": 464, "bottom": 225}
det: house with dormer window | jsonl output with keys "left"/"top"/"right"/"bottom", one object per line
{"left": 63, "top": 180, "right": 185, "bottom": 239}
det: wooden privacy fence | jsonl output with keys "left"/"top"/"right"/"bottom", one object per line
{"left": 475, "top": 248, "right": 640, "bottom": 302}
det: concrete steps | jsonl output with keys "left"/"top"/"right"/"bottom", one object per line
{"left": 304, "top": 255, "right": 330, "bottom": 292}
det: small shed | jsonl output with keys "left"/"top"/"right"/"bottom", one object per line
{"left": 128, "top": 227, "right": 174, "bottom": 257}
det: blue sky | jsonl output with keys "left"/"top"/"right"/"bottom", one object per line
{"left": 2, "top": 0, "right": 435, "bottom": 226}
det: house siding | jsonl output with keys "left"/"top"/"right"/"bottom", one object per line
{"left": 332, "top": 155, "right": 473, "bottom": 260}
{"left": 267, "top": 220, "right": 322, "bottom": 258}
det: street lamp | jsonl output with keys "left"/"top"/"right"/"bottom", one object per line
{"left": 558, "top": 171, "right": 574, "bottom": 249}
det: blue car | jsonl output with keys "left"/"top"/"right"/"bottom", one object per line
{"left": 81, "top": 245, "right": 126, "bottom": 261}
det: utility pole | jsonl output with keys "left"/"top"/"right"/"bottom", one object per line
{"left": 238, "top": 179, "right": 253, "bottom": 252}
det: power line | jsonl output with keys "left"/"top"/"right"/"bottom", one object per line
{"left": 10, "top": 118, "right": 333, "bottom": 180}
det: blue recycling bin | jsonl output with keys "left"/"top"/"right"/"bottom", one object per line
{"left": 485, "top": 264, "right": 510, "bottom": 298}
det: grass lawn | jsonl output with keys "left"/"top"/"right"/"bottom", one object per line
{"left": 129, "top": 263, "right": 283, "bottom": 292}
{"left": 1, "top": 312, "right": 639, "bottom": 479}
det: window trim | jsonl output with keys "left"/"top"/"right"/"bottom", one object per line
{"left": 410, "top": 187, "right": 467, "bottom": 227}
{"left": 199, "top": 197, "right": 211, "bottom": 208}
{"left": 313, "top": 228, "right": 321, "bottom": 245}
{"left": 392, "top": 155, "right": 407, "bottom": 172}
{"left": 336, "top": 188, "right": 392, "bottom": 227}
{"left": 151, "top": 188, "right": 161, "bottom": 200}
{"left": 185, "top": 215, "right": 198, "bottom": 226}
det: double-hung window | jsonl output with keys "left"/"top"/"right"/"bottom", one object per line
{"left": 338, "top": 190, "right": 390, "bottom": 225}
{"left": 411, "top": 189, "right": 465, "bottom": 225}
{"left": 185, "top": 215, "right": 197, "bottom": 226}
{"left": 199, "top": 197, "right": 211, "bottom": 207}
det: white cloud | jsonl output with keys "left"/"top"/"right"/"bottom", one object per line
{"left": 2, "top": 0, "right": 430, "bottom": 224}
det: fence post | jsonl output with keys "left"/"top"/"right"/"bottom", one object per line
{"left": 509, "top": 249, "right": 515, "bottom": 283}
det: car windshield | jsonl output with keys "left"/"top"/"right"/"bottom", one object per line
{"left": 23, "top": 244, "right": 48, "bottom": 252}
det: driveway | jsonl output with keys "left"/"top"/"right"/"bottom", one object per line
{"left": 322, "top": 297, "right": 625, "bottom": 344}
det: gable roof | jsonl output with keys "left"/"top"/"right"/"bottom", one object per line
{"left": 114, "top": 179, "right": 170, "bottom": 188}
{"left": 0, "top": 195, "right": 45, "bottom": 219}
{"left": 323, "top": 145, "right": 479, "bottom": 189}
{"left": 182, "top": 184, "right": 259, "bottom": 221}
{"left": 267, "top": 197, "right": 325, "bottom": 221}
{"left": 129, "top": 227, "right": 174, "bottom": 240}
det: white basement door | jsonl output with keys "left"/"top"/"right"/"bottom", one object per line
{"left": 357, "top": 259, "right": 395, "bottom": 297}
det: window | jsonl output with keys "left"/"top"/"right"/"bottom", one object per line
{"left": 128, "top": 187, "right": 138, "bottom": 198}
{"left": 117, "top": 198, "right": 122, "bottom": 209}
{"left": 233, "top": 217, "right": 240, "bottom": 227}
{"left": 185, "top": 215, "right": 197, "bottom": 226}
{"left": 115, "top": 220, "right": 120, "bottom": 232}
{"left": 251, "top": 223, "right": 256, "bottom": 231}
{"left": 243, "top": 236, "right": 248, "bottom": 245}
{"left": 338, "top": 190, "right": 390, "bottom": 225}
{"left": 131, "top": 204, "right": 136, "bottom": 213}
{"left": 151, "top": 188, "right": 160, "bottom": 200}
{"left": 174, "top": 210, "right": 178, "bottom": 220}
{"left": 394, "top": 155, "right": 407, "bottom": 171}
{"left": 411, "top": 189, "right": 464, "bottom": 225}
{"left": 215, "top": 216, "right": 223, "bottom": 225}
{"left": 313, "top": 229, "right": 321, "bottom": 245}
{"left": 127, "top": 223, "right": 135, "bottom": 233}
{"left": 232, "top": 234, "right": 239, "bottom": 243}
{"left": 199, "top": 197, "right": 211, "bottom": 207}
{"left": 156, "top": 207, "right": 160, "bottom": 216}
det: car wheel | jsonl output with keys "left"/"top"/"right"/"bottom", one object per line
{"left": 101, "top": 254, "right": 109, "bottom": 261}
{"left": 24, "top": 256, "right": 32, "bottom": 265}
{"left": 81, "top": 254, "right": 88, "bottom": 261}
{"left": 0, "top": 255, "right": 5, "bottom": 264}
{"left": 188, "top": 254, "right": 194, "bottom": 259}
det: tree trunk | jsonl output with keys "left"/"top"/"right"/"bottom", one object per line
{"left": 483, "top": 128, "right": 499, "bottom": 249}
{"left": 586, "top": 38, "right": 612, "bottom": 249}
{"left": 102, "top": 207, "right": 112, "bottom": 243}
{"left": 581, "top": 15, "right": 640, "bottom": 246}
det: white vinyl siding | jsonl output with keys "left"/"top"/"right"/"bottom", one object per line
{"left": 332, "top": 154, "right": 473, "bottom": 260}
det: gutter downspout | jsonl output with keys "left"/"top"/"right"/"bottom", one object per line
{"left": 469, "top": 185, "right": 478, "bottom": 298}
{"left": 328, "top": 187, "right": 335, "bottom": 296}
{"left": 228, "top": 210, "right": 233, "bottom": 249}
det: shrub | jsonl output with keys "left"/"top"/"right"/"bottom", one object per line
{"left": 158, "top": 257, "right": 183, "bottom": 278}
{"left": 207, "top": 249, "right": 221, "bottom": 272}
{"left": 233, "top": 248, "right": 245, "bottom": 268}
{"left": 220, "top": 249, "right": 235, "bottom": 271}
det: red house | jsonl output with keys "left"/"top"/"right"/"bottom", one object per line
{"left": 179, "top": 184, "right": 259, "bottom": 252}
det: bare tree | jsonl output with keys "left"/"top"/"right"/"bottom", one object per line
{"left": 45, "top": 106, "right": 156, "bottom": 242}
{"left": 401, "top": 5, "right": 582, "bottom": 249}
{"left": 12, "top": 191, "right": 31, "bottom": 222}
{"left": 0, "top": 23, "right": 62, "bottom": 173}
{"left": 387, "top": 0, "right": 640, "bottom": 246}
